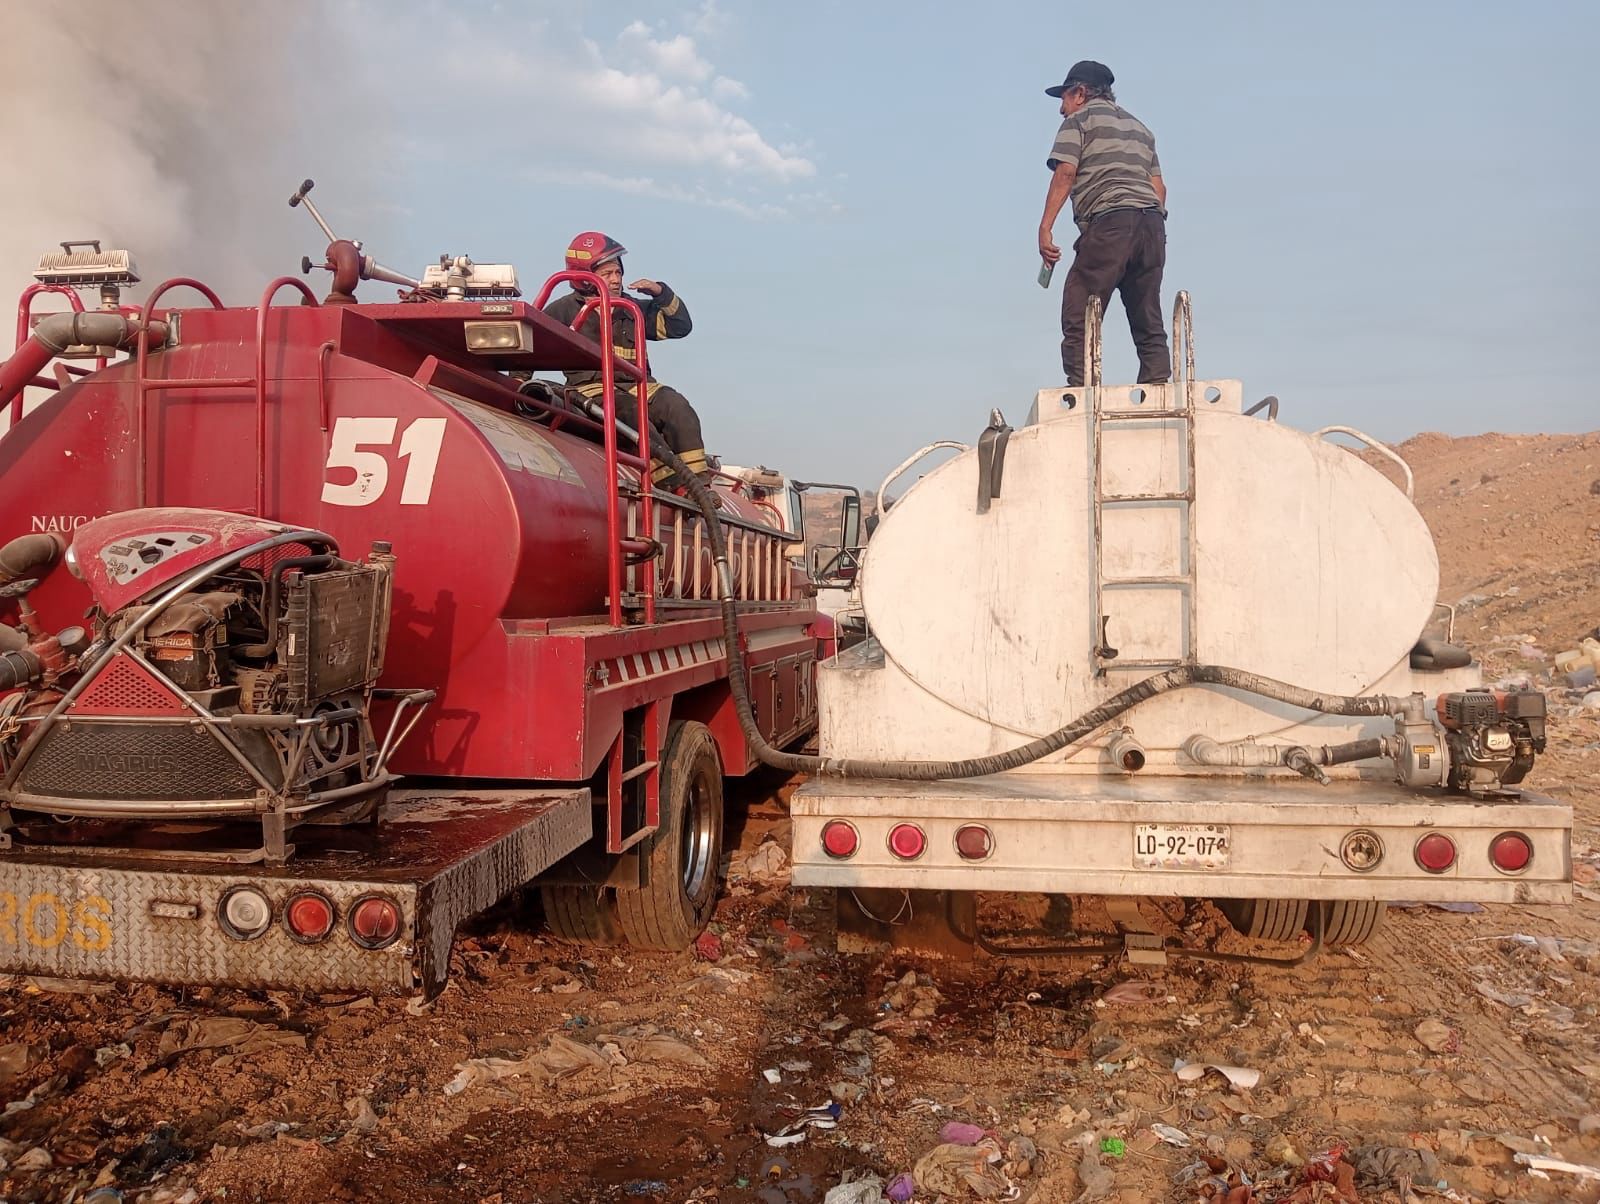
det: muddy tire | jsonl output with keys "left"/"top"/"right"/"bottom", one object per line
{"left": 615, "top": 720, "right": 724, "bottom": 951}
{"left": 1216, "top": 898, "right": 1310, "bottom": 943}
{"left": 1317, "top": 899, "right": 1386, "bottom": 947}
{"left": 540, "top": 885, "right": 622, "bottom": 944}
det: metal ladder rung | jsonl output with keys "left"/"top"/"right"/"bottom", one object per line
{"left": 1104, "top": 657, "right": 1186, "bottom": 669}
{"left": 619, "top": 759, "right": 659, "bottom": 784}
{"left": 613, "top": 824, "right": 658, "bottom": 853}
{"left": 1103, "top": 575, "right": 1192, "bottom": 588}
{"left": 1097, "top": 409, "right": 1190, "bottom": 423}
{"left": 1100, "top": 490, "right": 1192, "bottom": 504}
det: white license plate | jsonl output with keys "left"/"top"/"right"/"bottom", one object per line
{"left": 1134, "top": 823, "right": 1231, "bottom": 869}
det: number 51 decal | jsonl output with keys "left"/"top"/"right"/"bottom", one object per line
{"left": 322, "top": 417, "right": 447, "bottom": 507}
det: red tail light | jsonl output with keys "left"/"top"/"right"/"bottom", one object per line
{"left": 1489, "top": 832, "right": 1532, "bottom": 874}
{"left": 1414, "top": 833, "right": 1457, "bottom": 873}
{"left": 821, "top": 821, "right": 859, "bottom": 859}
{"left": 954, "top": 824, "right": 993, "bottom": 860}
{"left": 348, "top": 895, "right": 403, "bottom": 949}
{"left": 888, "top": 823, "right": 927, "bottom": 860}
{"left": 284, "top": 891, "right": 335, "bottom": 942}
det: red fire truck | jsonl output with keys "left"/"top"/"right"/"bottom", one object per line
{"left": 0, "top": 185, "right": 849, "bottom": 996}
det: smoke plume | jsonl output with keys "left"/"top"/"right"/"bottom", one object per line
{"left": 0, "top": 3, "right": 394, "bottom": 308}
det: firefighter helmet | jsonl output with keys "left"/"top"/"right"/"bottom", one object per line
{"left": 565, "top": 231, "right": 626, "bottom": 274}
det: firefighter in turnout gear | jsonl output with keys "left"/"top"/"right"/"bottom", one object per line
{"left": 544, "top": 232, "right": 711, "bottom": 485}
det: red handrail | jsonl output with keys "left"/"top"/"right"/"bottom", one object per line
{"left": 254, "top": 278, "right": 319, "bottom": 516}
{"left": 6, "top": 285, "right": 87, "bottom": 426}
{"left": 15, "top": 284, "right": 83, "bottom": 351}
{"left": 531, "top": 272, "right": 657, "bottom": 625}
{"left": 134, "top": 279, "right": 242, "bottom": 506}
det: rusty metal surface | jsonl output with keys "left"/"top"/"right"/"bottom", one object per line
{"left": 0, "top": 787, "right": 589, "bottom": 995}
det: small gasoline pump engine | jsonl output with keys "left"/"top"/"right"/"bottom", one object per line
{"left": 0, "top": 508, "right": 432, "bottom": 862}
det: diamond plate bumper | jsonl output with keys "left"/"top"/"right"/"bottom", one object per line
{"left": 0, "top": 787, "right": 590, "bottom": 997}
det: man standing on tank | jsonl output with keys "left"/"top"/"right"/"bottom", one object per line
{"left": 1037, "top": 61, "right": 1171, "bottom": 387}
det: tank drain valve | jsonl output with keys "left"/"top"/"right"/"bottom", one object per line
{"left": 1106, "top": 727, "right": 1146, "bottom": 773}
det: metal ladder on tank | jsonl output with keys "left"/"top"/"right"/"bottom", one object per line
{"left": 1088, "top": 291, "right": 1198, "bottom": 676}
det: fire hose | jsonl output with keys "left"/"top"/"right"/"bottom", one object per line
{"left": 654, "top": 443, "right": 1401, "bottom": 782}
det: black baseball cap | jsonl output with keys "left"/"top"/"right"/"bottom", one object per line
{"left": 1046, "top": 60, "right": 1114, "bottom": 97}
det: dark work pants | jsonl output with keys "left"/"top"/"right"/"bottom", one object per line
{"left": 598, "top": 382, "right": 704, "bottom": 457}
{"left": 1061, "top": 208, "right": 1171, "bottom": 386}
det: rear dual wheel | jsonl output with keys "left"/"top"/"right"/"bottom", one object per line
{"left": 1216, "top": 898, "right": 1386, "bottom": 947}
{"left": 540, "top": 884, "right": 622, "bottom": 944}
{"left": 540, "top": 721, "right": 724, "bottom": 950}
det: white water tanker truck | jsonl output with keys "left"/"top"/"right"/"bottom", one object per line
{"left": 739, "top": 300, "right": 1571, "bottom": 963}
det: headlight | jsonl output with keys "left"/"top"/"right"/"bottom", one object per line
{"left": 463, "top": 320, "right": 533, "bottom": 354}
{"left": 63, "top": 543, "right": 82, "bottom": 580}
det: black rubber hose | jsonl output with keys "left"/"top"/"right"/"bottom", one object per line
{"left": 1317, "top": 737, "right": 1386, "bottom": 766}
{"left": 0, "top": 533, "right": 64, "bottom": 588}
{"left": 656, "top": 445, "right": 1400, "bottom": 781}
{"left": 0, "top": 649, "right": 42, "bottom": 691}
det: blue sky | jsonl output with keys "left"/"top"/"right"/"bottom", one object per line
{"left": 8, "top": 1, "right": 1595, "bottom": 488}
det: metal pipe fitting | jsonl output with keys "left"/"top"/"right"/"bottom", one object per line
{"left": 0, "top": 532, "right": 65, "bottom": 588}
{"left": 1106, "top": 727, "right": 1146, "bottom": 773}
{"left": 1183, "top": 734, "right": 1285, "bottom": 768}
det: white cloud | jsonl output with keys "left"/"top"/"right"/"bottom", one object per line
{"left": 713, "top": 76, "right": 750, "bottom": 101}
{"left": 688, "top": 0, "right": 731, "bottom": 39}
{"left": 618, "top": 25, "right": 714, "bottom": 82}
{"left": 427, "top": 19, "right": 812, "bottom": 183}
{"left": 525, "top": 167, "right": 791, "bottom": 220}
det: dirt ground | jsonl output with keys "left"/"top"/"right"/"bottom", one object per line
{"left": 3, "top": 431, "right": 1599, "bottom": 1204}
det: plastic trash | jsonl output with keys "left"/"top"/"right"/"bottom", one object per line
{"left": 346, "top": 1094, "right": 380, "bottom": 1135}
{"left": 1173, "top": 1059, "right": 1262, "bottom": 1090}
{"left": 1098, "top": 1137, "right": 1126, "bottom": 1158}
{"left": 1099, "top": 981, "right": 1167, "bottom": 1004}
{"left": 913, "top": 1138, "right": 1011, "bottom": 1199}
{"left": 623, "top": 1180, "right": 669, "bottom": 1196}
{"left": 763, "top": 1067, "right": 783, "bottom": 1084}
{"left": 1392, "top": 900, "right": 1484, "bottom": 913}
{"left": 1514, "top": 1152, "right": 1600, "bottom": 1181}
{"left": 824, "top": 1175, "right": 887, "bottom": 1204}
{"left": 940, "top": 1121, "right": 988, "bottom": 1145}
{"left": 764, "top": 1100, "right": 842, "bottom": 1146}
{"left": 886, "top": 1172, "right": 916, "bottom": 1202}
{"left": 95, "top": 1043, "right": 132, "bottom": 1068}
{"left": 694, "top": 930, "right": 724, "bottom": 962}
{"left": 1151, "top": 1123, "right": 1192, "bottom": 1148}
{"left": 1414, "top": 1018, "right": 1459, "bottom": 1054}
{"left": 14, "top": 1147, "right": 51, "bottom": 1172}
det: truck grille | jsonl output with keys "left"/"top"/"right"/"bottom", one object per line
{"left": 16, "top": 721, "right": 258, "bottom": 801}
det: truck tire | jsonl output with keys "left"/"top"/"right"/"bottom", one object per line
{"left": 540, "top": 885, "right": 622, "bottom": 944}
{"left": 1216, "top": 898, "right": 1309, "bottom": 943}
{"left": 1318, "top": 899, "right": 1386, "bottom": 947}
{"left": 615, "top": 720, "right": 724, "bottom": 951}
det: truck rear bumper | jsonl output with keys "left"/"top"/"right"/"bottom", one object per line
{"left": 0, "top": 787, "right": 590, "bottom": 997}
{"left": 790, "top": 774, "right": 1572, "bottom": 904}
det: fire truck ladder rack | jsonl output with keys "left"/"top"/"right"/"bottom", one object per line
{"left": 1088, "top": 290, "right": 1199, "bottom": 676}
{"left": 530, "top": 272, "right": 671, "bottom": 853}
{"left": 532, "top": 272, "right": 661, "bottom": 629}
{"left": 126, "top": 277, "right": 323, "bottom": 517}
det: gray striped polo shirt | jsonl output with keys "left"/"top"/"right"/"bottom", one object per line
{"left": 1046, "top": 99, "right": 1163, "bottom": 230}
